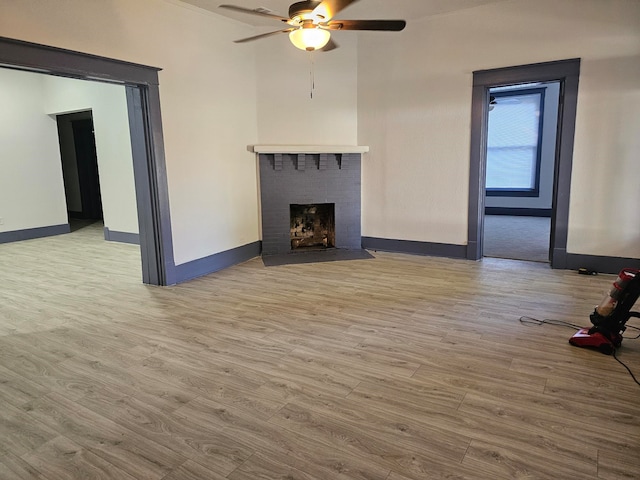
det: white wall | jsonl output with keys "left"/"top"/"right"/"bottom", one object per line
{"left": 358, "top": 0, "right": 640, "bottom": 258}
{"left": 42, "top": 76, "right": 139, "bottom": 235}
{"left": 0, "top": 0, "right": 261, "bottom": 265}
{"left": 0, "top": 69, "right": 68, "bottom": 233}
{"left": 255, "top": 34, "right": 358, "bottom": 145}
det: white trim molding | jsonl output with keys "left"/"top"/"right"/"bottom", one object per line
{"left": 249, "top": 145, "right": 369, "bottom": 154}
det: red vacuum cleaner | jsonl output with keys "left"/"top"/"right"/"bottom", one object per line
{"left": 570, "top": 268, "right": 640, "bottom": 354}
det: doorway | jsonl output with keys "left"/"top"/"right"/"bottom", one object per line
{"left": 483, "top": 82, "right": 560, "bottom": 263}
{"left": 57, "top": 112, "right": 103, "bottom": 223}
{"left": 467, "top": 59, "right": 581, "bottom": 269}
{"left": 0, "top": 36, "right": 175, "bottom": 285}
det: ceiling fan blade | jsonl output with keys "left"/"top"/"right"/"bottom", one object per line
{"left": 218, "top": 4, "right": 289, "bottom": 23}
{"left": 233, "top": 28, "right": 294, "bottom": 43}
{"left": 320, "top": 38, "right": 339, "bottom": 52}
{"left": 325, "top": 19, "right": 406, "bottom": 31}
{"left": 311, "top": 0, "right": 360, "bottom": 22}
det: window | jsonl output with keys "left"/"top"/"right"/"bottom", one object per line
{"left": 486, "top": 87, "right": 545, "bottom": 196}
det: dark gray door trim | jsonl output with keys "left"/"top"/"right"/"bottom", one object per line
{"left": 0, "top": 36, "right": 175, "bottom": 285}
{"left": 467, "top": 58, "right": 580, "bottom": 268}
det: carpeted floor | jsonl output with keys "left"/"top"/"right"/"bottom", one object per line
{"left": 483, "top": 215, "right": 550, "bottom": 263}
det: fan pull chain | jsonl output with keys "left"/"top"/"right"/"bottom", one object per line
{"left": 309, "top": 51, "right": 315, "bottom": 99}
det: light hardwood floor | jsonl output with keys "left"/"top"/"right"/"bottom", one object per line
{"left": 1, "top": 223, "right": 639, "bottom": 479}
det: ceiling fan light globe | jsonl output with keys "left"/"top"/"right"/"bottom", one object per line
{"left": 289, "top": 27, "right": 330, "bottom": 51}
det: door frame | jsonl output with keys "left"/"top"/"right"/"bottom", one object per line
{"left": 467, "top": 58, "right": 581, "bottom": 268}
{"left": 0, "top": 36, "right": 175, "bottom": 285}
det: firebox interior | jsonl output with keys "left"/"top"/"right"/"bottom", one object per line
{"left": 290, "top": 203, "right": 335, "bottom": 250}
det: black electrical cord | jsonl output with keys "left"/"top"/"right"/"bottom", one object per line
{"left": 519, "top": 316, "right": 584, "bottom": 329}
{"left": 624, "top": 324, "right": 640, "bottom": 337}
{"left": 519, "top": 316, "right": 640, "bottom": 387}
{"left": 612, "top": 348, "right": 640, "bottom": 386}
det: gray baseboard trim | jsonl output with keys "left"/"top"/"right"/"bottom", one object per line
{"left": 362, "top": 237, "right": 467, "bottom": 259}
{"left": 551, "top": 247, "right": 568, "bottom": 269}
{"left": 174, "top": 241, "right": 261, "bottom": 283}
{"left": 104, "top": 227, "right": 140, "bottom": 245}
{"left": 0, "top": 224, "right": 70, "bottom": 244}
{"left": 485, "top": 207, "right": 552, "bottom": 217}
{"left": 564, "top": 253, "right": 640, "bottom": 275}
{"left": 466, "top": 241, "right": 479, "bottom": 260}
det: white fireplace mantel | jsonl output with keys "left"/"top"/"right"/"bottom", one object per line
{"left": 249, "top": 145, "right": 369, "bottom": 154}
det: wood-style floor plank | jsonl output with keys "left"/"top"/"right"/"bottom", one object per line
{"left": 76, "top": 392, "right": 254, "bottom": 476}
{"left": 21, "top": 436, "right": 138, "bottom": 480}
{"left": 160, "top": 459, "right": 228, "bottom": 480}
{"left": 0, "top": 450, "right": 49, "bottom": 480}
{"left": 174, "top": 395, "right": 391, "bottom": 480}
{"left": 22, "top": 392, "right": 187, "bottom": 479}
{"left": 0, "top": 403, "right": 59, "bottom": 458}
{"left": 0, "top": 222, "right": 639, "bottom": 479}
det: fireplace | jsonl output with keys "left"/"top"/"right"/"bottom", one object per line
{"left": 290, "top": 203, "right": 335, "bottom": 250}
{"left": 252, "top": 145, "right": 368, "bottom": 256}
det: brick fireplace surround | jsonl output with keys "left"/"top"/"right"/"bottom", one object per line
{"left": 252, "top": 145, "right": 369, "bottom": 256}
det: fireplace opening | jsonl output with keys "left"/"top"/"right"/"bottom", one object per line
{"left": 290, "top": 203, "right": 335, "bottom": 251}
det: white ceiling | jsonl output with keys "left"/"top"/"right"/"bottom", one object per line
{"left": 180, "top": 0, "right": 507, "bottom": 26}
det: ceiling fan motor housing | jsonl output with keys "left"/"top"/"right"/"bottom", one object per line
{"left": 289, "top": 1, "right": 321, "bottom": 20}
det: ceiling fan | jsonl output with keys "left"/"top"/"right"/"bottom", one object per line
{"left": 219, "top": 0, "right": 406, "bottom": 52}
